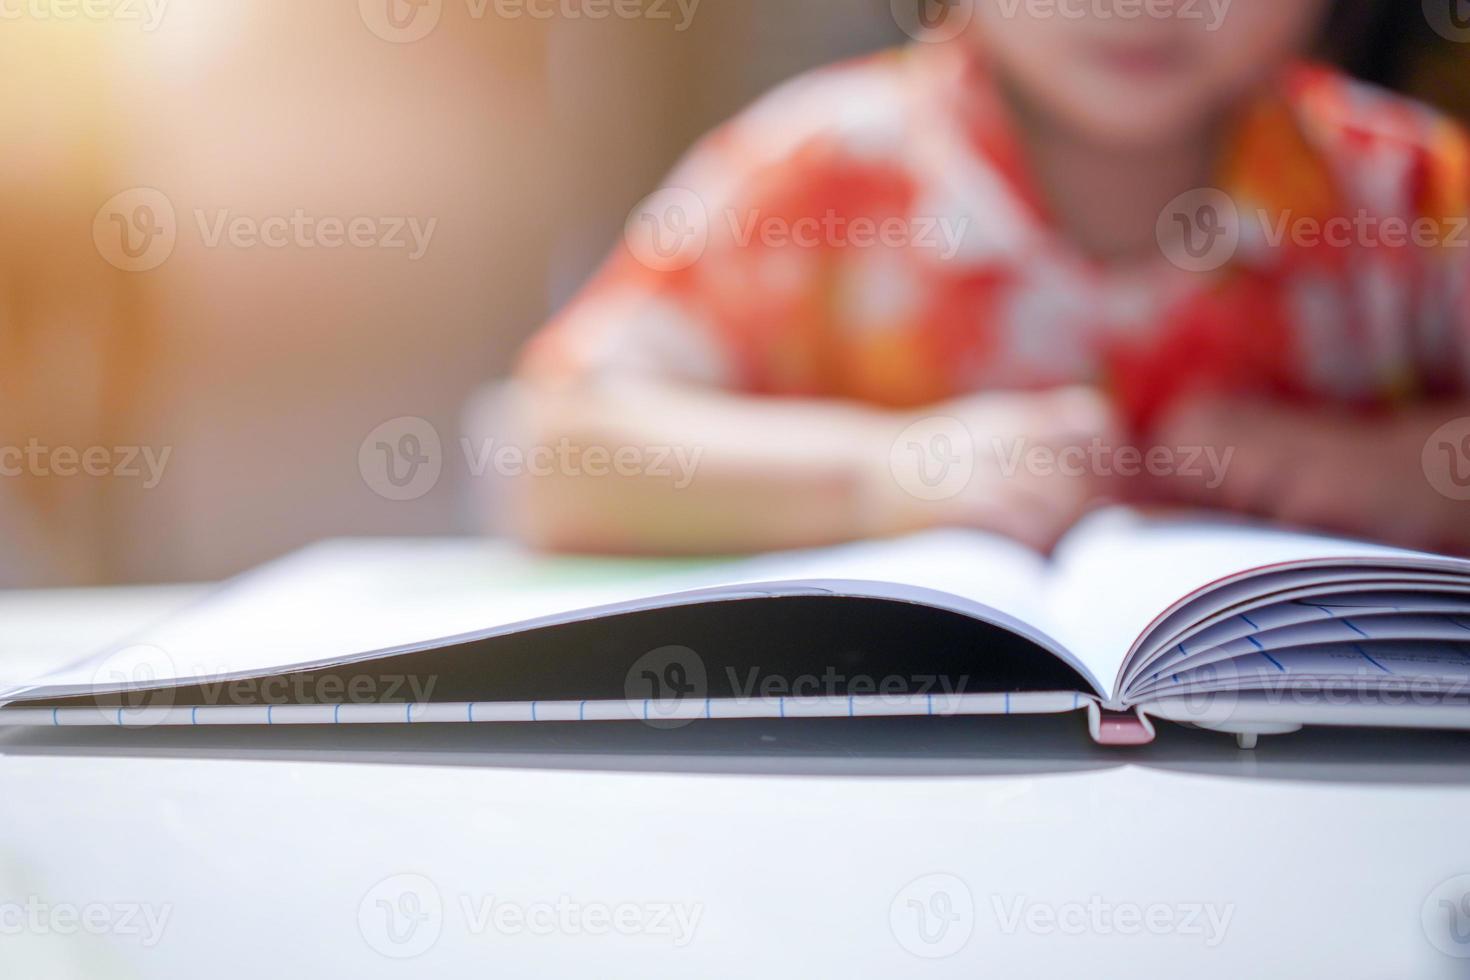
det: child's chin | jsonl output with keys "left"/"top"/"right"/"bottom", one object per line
{"left": 1055, "top": 91, "right": 1216, "bottom": 150}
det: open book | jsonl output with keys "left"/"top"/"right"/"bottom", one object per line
{"left": 3, "top": 508, "right": 1469, "bottom": 747}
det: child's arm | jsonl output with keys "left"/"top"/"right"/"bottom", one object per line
{"left": 1143, "top": 399, "right": 1470, "bottom": 555}
{"left": 498, "top": 378, "right": 1120, "bottom": 555}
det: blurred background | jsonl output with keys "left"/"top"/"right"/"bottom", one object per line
{"left": 0, "top": 0, "right": 1466, "bottom": 588}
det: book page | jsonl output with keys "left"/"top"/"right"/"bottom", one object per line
{"left": 2, "top": 529, "right": 1072, "bottom": 702}
{"left": 1036, "top": 508, "right": 1458, "bottom": 700}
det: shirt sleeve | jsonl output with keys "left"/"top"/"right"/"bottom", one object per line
{"left": 1415, "top": 115, "right": 1470, "bottom": 396}
{"left": 516, "top": 56, "right": 921, "bottom": 398}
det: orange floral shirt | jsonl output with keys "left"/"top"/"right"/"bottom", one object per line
{"left": 519, "top": 41, "right": 1470, "bottom": 433}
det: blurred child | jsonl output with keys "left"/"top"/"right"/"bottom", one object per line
{"left": 510, "top": 0, "right": 1470, "bottom": 555}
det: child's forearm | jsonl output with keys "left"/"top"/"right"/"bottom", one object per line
{"left": 1148, "top": 400, "right": 1470, "bottom": 554}
{"left": 490, "top": 379, "right": 1122, "bottom": 554}
{"left": 491, "top": 380, "right": 904, "bottom": 554}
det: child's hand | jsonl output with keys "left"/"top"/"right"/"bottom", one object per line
{"left": 1141, "top": 398, "right": 1470, "bottom": 552}
{"left": 872, "top": 386, "right": 1124, "bottom": 551}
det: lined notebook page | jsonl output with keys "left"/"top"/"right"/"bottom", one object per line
{"left": 5, "top": 530, "right": 1060, "bottom": 700}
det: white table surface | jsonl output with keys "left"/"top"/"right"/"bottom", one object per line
{"left": 2, "top": 584, "right": 1469, "bottom": 979}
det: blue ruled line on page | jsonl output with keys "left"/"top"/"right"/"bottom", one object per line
{"left": 1156, "top": 640, "right": 1190, "bottom": 683}
{"left": 1240, "top": 613, "right": 1260, "bottom": 631}
{"left": 1353, "top": 644, "right": 1391, "bottom": 674}
{"left": 1260, "top": 651, "right": 1286, "bottom": 673}
{"left": 1341, "top": 619, "right": 1370, "bottom": 639}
